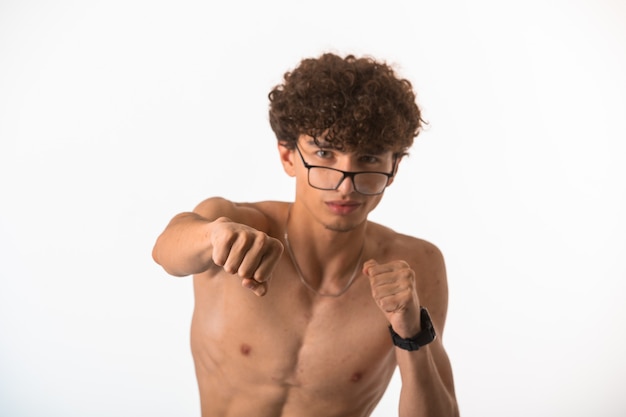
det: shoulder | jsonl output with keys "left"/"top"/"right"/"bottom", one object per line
{"left": 193, "top": 197, "right": 289, "bottom": 237}
{"left": 367, "top": 221, "right": 445, "bottom": 267}
{"left": 367, "top": 221, "right": 449, "bottom": 317}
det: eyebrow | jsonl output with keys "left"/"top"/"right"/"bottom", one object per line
{"left": 306, "top": 137, "right": 328, "bottom": 146}
{"left": 305, "top": 138, "right": 390, "bottom": 157}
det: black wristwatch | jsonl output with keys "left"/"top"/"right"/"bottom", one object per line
{"left": 388, "top": 307, "right": 436, "bottom": 351}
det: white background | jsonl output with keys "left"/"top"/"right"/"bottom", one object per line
{"left": 1, "top": 1, "right": 625, "bottom": 416}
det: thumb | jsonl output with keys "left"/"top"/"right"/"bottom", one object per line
{"left": 362, "top": 259, "right": 378, "bottom": 276}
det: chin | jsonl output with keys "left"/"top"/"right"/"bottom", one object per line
{"left": 323, "top": 217, "right": 366, "bottom": 233}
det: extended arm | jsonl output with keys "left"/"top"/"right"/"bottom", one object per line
{"left": 152, "top": 210, "right": 216, "bottom": 277}
{"left": 152, "top": 197, "right": 283, "bottom": 295}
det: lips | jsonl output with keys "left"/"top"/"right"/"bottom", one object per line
{"left": 325, "top": 201, "right": 361, "bottom": 215}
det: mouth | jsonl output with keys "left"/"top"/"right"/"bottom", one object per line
{"left": 325, "top": 200, "right": 362, "bottom": 215}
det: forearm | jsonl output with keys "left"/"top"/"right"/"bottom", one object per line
{"left": 396, "top": 346, "right": 459, "bottom": 417}
{"left": 152, "top": 212, "right": 215, "bottom": 276}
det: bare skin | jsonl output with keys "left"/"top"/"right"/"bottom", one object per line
{"left": 152, "top": 137, "right": 459, "bottom": 417}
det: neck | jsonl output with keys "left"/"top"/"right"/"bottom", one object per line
{"left": 284, "top": 203, "right": 367, "bottom": 297}
{"left": 289, "top": 201, "right": 367, "bottom": 244}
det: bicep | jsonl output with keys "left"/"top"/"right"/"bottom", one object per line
{"left": 419, "top": 242, "right": 457, "bottom": 394}
{"left": 410, "top": 240, "right": 450, "bottom": 336}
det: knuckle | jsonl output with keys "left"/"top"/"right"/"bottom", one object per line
{"left": 212, "top": 249, "right": 228, "bottom": 266}
{"left": 261, "top": 235, "right": 282, "bottom": 257}
{"left": 252, "top": 233, "right": 267, "bottom": 249}
{"left": 214, "top": 228, "right": 236, "bottom": 249}
{"left": 399, "top": 268, "right": 415, "bottom": 282}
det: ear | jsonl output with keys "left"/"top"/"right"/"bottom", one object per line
{"left": 278, "top": 141, "right": 296, "bottom": 177}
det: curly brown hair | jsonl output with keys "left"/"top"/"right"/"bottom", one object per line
{"left": 268, "top": 53, "right": 424, "bottom": 156}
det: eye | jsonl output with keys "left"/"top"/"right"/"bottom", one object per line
{"left": 315, "top": 149, "right": 334, "bottom": 159}
{"left": 359, "top": 155, "right": 381, "bottom": 164}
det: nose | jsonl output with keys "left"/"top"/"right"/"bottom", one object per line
{"left": 335, "top": 173, "right": 356, "bottom": 194}
{"left": 334, "top": 156, "right": 361, "bottom": 194}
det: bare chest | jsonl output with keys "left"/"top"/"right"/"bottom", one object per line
{"left": 191, "top": 266, "right": 396, "bottom": 405}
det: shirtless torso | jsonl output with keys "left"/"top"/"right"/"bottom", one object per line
{"left": 153, "top": 52, "right": 458, "bottom": 416}
{"left": 180, "top": 200, "right": 451, "bottom": 417}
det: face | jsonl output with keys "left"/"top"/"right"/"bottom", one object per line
{"left": 279, "top": 135, "right": 400, "bottom": 232}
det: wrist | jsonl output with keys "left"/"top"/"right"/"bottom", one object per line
{"left": 390, "top": 308, "right": 423, "bottom": 338}
{"left": 389, "top": 307, "right": 436, "bottom": 351}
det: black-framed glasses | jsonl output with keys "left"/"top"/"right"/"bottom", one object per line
{"left": 295, "top": 145, "right": 397, "bottom": 195}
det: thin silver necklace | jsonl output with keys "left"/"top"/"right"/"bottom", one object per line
{"left": 283, "top": 205, "right": 365, "bottom": 297}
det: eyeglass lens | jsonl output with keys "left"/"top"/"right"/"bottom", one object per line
{"left": 308, "top": 167, "right": 388, "bottom": 194}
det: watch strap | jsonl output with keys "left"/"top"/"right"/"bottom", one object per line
{"left": 388, "top": 307, "right": 437, "bottom": 351}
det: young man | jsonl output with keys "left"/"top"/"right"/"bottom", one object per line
{"left": 152, "top": 53, "right": 459, "bottom": 417}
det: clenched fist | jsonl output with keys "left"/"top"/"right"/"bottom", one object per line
{"left": 364, "top": 259, "right": 422, "bottom": 338}
{"left": 210, "top": 217, "right": 284, "bottom": 296}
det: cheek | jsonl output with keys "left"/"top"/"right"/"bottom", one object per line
{"left": 294, "top": 169, "right": 310, "bottom": 190}
{"left": 294, "top": 172, "right": 320, "bottom": 203}
{"left": 365, "top": 194, "right": 384, "bottom": 212}
{"left": 358, "top": 194, "right": 383, "bottom": 215}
